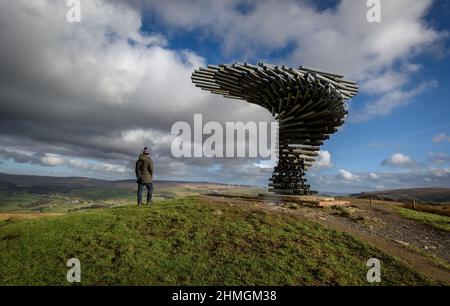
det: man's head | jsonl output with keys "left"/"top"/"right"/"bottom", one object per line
{"left": 143, "top": 147, "right": 150, "bottom": 155}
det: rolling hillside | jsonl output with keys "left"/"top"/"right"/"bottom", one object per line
{"left": 0, "top": 172, "right": 265, "bottom": 212}
{"left": 352, "top": 188, "right": 450, "bottom": 204}
{"left": 0, "top": 172, "right": 233, "bottom": 193}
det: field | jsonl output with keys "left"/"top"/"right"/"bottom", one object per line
{"left": 0, "top": 173, "right": 449, "bottom": 285}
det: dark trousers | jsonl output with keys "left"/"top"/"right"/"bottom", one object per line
{"left": 137, "top": 182, "right": 153, "bottom": 204}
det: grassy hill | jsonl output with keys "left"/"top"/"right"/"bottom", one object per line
{"left": 0, "top": 196, "right": 436, "bottom": 285}
{"left": 352, "top": 188, "right": 450, "bottom": 204}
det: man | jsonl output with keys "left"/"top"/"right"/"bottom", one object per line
{"left": 135, "top": 147, "right": 154, "bottom": 206}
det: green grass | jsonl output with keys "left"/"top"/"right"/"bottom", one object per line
{"left": 0, "top": 192, "right": 43, "bottom": 211}
{"left": 394, "top": 206, "right": 450, "bottom": 232}
{"left": 0, "top": 196, "right": 435, "bottom": 285}
{"left": 69, "top": 188, "right": 135, "bottom": 201}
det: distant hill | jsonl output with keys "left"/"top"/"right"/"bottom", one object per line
{"left": 0, "top": 172, "right": 111, "bottom": 193}
{"left": 351, "top": 188, "right": 450, "bottom": 204}
{"left": 318, "top": 191, "right": 350, "bottom": 197}
{"left": 0, "top": 172, "right": 246, "bottom": 194}
{"left": 0, "top": 181, "right": 18, "bottom": 191}
{"left": 3, "top": 173, "right": 449, "bottom": 204}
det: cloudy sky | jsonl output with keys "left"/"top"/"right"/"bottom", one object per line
{"left": 0, "top": 0, "right": 449, "bottom": 193}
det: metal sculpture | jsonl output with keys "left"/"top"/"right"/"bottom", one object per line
{"left": 191, "top": 62, "right": 358, "bottom": 195}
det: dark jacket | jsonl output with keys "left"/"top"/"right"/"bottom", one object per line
{"left": 135, "top": 154, "right": 153, "bottom": 183}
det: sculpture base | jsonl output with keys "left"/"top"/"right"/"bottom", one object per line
{"left": 259, "top": 194, "right": 350, "bottom": 208}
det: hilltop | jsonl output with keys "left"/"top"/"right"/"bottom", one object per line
{"left": 0, "top": 196, "right": 441, "bottom": 285}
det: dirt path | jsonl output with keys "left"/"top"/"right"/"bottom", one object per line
{"left": 202, "top": 194, "right": 450, "bottom": 284}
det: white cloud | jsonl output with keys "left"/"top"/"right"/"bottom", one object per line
{"left": 350, "top": 80, "right": 437, "bottom": 122}
{"left": 0, "top": 0, "right": 274, "bottom": 179}
{"left": 146, "top": 0, "right": 447, "bottom": 122}
{"left": 432, "top": 133, "right": 450, "bottom": 144}
{"left": 369, "top": 173, "right": 380, "bottom": 180}
{"left": 68, "top": 159, "right": 128, "bottom": 174}
{"left": 149, "top": 0, "right": 445, "bottom": 73}
{"left": 360, "top": 70, "right": 409, "bottom": 95}
{"left": 338, "top": 169, "right": 360, "bottom": 182}
{"left": 313, "top": 150, "right": 333, "bottom": 169}
{"left": 382, "top": 153, "right": 415, "bottom": 167}
{"left": 430, "top": 167, "right": 450, "bottom": 178}
{"left": 40, "top": 154, "right": 65, "bottom": 166}
{"left": 254, "top": 160, "right": 276, "bottom": 169}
